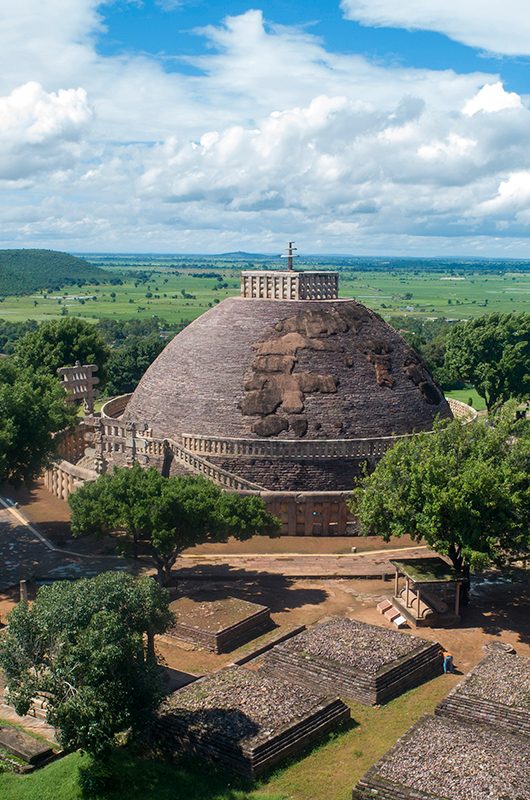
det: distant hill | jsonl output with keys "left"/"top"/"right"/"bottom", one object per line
{"left": 214, "top": 251, "right": 273, "bottom": 259}
{"left": 0, "top": 250, "right": 108, "bottom": 295}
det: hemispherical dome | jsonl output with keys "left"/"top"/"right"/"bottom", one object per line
{"left": 124, "top": 297, "right": 451, "bottom": 443}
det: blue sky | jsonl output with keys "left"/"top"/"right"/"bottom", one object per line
{"left": 1, "top": 1, "right": 530, "bottom": 254}
{"left": 99, "top": 1, "right": 530, "bottom": 94}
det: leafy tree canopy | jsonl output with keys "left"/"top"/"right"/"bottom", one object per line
{"left": 0, "top": 319, "right": 39, "bottom": 355}
{"left": 0, "top": 359, "right": 75, "bottom": 485}
{"left": 14, "top": 317, "right": 110, "bottom": 381}
{"left": 105, "top": 333, "right": 166, "bottom": 396}
{"left": 0, "top": 572, "right": 173, "bottom": 757}
{"left": 394, "top": 317, "right": 459, "bottom": 389}
{"left": 351, "top": 411, "right": 530, "bottom": 585}
{"left": 444, "top": 312, "right": 530, "bottom": 411}
{"left": 70, "top": 465, "right": 280, "bottom": 583}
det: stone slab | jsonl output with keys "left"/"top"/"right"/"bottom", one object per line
{"left": 0, "top": 726, "right": 53, "bottom": 764}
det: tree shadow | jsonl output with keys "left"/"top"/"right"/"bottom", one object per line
{"left": 172, "top": 565, "right": 328, "bottom": 614}
{"left": 461, "top": 570, "right": 530, "bottom": 646}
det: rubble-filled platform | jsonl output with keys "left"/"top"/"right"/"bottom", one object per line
{"left": 167, "top": 596, "right": 272, "bottom": 653}
{"left": 261, "top": 617, "right": 442, "bottom": 705}
{"left": 352, "top": 714, "right": 529, "bottom": 800}
{"left": 436, "top": 649, "right": 530, "bottom": 738}
{"left": 157, "top": 665, "right": 350, "bottom": 778}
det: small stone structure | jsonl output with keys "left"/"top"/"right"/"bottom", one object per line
{"left": 240, "top": 270, "right": 339, "bottom": 301}
{"left": 157, "top": 665, "right": 350, "bottom": 778}
{"left": 166, "top": 596, "right": 272, "bottom": 653}
{"left": 260, "top": 618, "right": 443, "bottom": 705}
{"left": 388, "top": 557, "right": 464, "bottom": 627}
{"left": 435, "top": 649, "right": 530, "bottom": 738}
{"left": 351, "top": 713, "right": 529, "bottom": 800}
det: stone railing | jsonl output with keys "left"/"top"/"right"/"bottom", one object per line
{"left": 55, "top": 425, "right": 88, "bottom": 463}
{"left": 166, "top": 439, "right": 264, "bottom": 491}
{"left": 181, "top": 399, "right": 477, "bottom": 461}
{"left": 181, "top": 433, "right": 401, "bottom": 460}
{"left": 101, "top": 394, "right": 132, "bottom": 420}
{"left": 447, "top": 397, "right": 479, "bottom": 422}
{"left": 44, "top": 459, "right": 98, "bottom": 501}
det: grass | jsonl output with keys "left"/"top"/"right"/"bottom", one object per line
{"left": 0, "top": 675, "right": 458, "bottom": 800}
{"left": 444, "top": 387, "right": 486, "bottom": 410}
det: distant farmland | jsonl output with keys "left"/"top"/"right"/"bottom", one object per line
{"left": 0, "top": 253, "right": 529, "bottom": 325}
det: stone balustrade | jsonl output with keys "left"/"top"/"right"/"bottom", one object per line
{"left": 446, "top": 397, "right": 478, "bottom": 421}
{"left": 44, "top": 459, "right": 98, "bottom": 501}
{"left": 167, "top": 439, "right": 264, "bottom": 491}
{"left": 101, "top": 393, "right": 132, "bottom": 420}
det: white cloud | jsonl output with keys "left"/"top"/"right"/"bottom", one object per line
{"left": 0, "top": 82, "right": 91, "bottom": 180}
{"left": 341, "top": 1, "right": 530, "bottom": 56}
{"left": 1, "top": 5, "right": 530, "bottom": 252}
{"left": 462, "top": 82, "right": 523, "bottom": 116}
{"left": 479, "top": 171, "right": 530, "bottom": 214}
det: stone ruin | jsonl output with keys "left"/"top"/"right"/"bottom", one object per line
{"left": 157, "top": 665, "right": 349, "bottom": 778}
{"left": 352, "top": 648, "right": 530, "bottom": 800}
{"left": 0, "top": 726, "right": 55, "bottom": 773}
{"left": 435, "top": 649, "right": 530, "bottom": 738}
{"left": 165, "top": 596, "right": 272, "bottom": 654}
{"left": 260, "top": 617, "right": 443, "bottom": 705}
{"left": 352, "top": 713, "right": 528, "bottom": 800}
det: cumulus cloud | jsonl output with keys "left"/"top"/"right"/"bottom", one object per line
{"left": 479, "top": 171, "right": 530, "bottom": 214}
{"left": 0, "top": 82, "right": 91, "bottom": 180}
{"left": 341, "top": 1, "right": 530, "bottom": 56}
{"left": 462, "top": 82, "right": 523, "bottom": 116}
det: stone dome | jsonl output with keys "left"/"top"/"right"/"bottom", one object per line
{"left": 124, "top": 296, "right": 451, "bottom": 444}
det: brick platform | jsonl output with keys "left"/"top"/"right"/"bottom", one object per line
{"left": 352, "top": 714, "right": 529, "bottom": 800}
{"left": 435, "top": 650, "right": 530, "bottom": 738}
{"left": 260, "top": 618, "right": 443, "bottom": 705}
{"left": 166, "top": 596, "right": 272, "bottom": 653}
{"left": 157, "top": 665, "right": 350, "bottom": 778}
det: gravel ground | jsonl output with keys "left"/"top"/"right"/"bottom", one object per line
{"left": 168, "top": 596, "right": 268, "bottom": 633}
{"left": 377, "top": 715, "right": 529, "bottom": 800}
{"left": 278, "top": 617, "right": 429, "bottom": 674}
{"left": 161, "top": 666, "right": 333, "bottom": 747}
{"left": 458, "top": 652, "right": 530, "bottom": 709}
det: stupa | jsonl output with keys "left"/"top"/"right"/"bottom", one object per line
{"left": 98, "top": 243, "right": 456, "bottom": 534}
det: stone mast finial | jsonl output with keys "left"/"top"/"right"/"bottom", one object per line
{"left": 281, "top": 241, "right": 298, "bottom": 271}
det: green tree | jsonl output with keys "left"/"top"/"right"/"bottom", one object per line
{"left": 351, "top": 413, "right": 530, "bottom": 595}
{"left": 444, "top": 313, "right": 530, "bottom": 411}
{"left": 0, "top": 359, "right": 75, "bottom": 485}
{"left": 70, "top": 466, "right": 279, "bottom": 584}
{"left": 105, "top": 333, "right": 166, "bottom": 395}
{"left": 0, "top": 572, "right": 173, "bottom": 757}
{"left": 15, "top": 317, "right": 109, "bottom": 382}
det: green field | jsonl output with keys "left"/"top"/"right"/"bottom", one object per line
{"left": 444, "top": 387, "right": 486, "bottom": 411}
{"left": 0, "top": 675, "right": 456, "bottom": 800}
{"left": 0, "top": 264, "right": 529, "bottom": 326}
